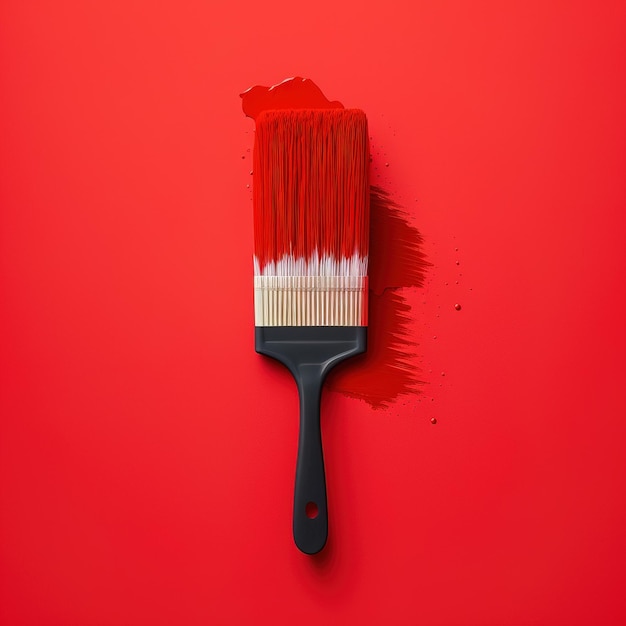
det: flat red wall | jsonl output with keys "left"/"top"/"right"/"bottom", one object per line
{"left": 1, "top": 2, "right": 625, "bottom": 624}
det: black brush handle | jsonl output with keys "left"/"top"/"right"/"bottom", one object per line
{"left": 255, "top": 326, "right": 367, "bottom": 554}
{"left": 293, "top": 364, "right": 327, "bottom": 554}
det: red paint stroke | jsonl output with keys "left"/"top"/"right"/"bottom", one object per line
{"left": 326, "top": 187, "right": 429, "bottom": 408}
{"left": 240, "top": 77, "right": 343, "bottom": 121}
{"left": 242, "top": 78, "right": 429, "bottom": 408}
{"left": 367, "top": 187, "right": 428, "bottom": 298}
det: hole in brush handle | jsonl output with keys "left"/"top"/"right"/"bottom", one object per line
{"left": 305, "top": 502, "right": 319, "bottom": 519}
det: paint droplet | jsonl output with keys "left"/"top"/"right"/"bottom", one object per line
{"left": 454, "top": 303, "right": 461, "bottom": 311}
{"left": 455, "top": 260, "right": 460, "bottom": 265}
{"left": 455, "top": 281, "right": 459, "bottom": 284}
{"left": 385, "top": 162, "right": 389, "bottom": 167}
{"left": 431, "top": 418, "right": 437, "bottom": 424}
{"left": 455, "top": 247, "right": 459, "bottom": 252}
{"left": 241, "top": 155, "right": 245, "bottom": 159}
{"left": 441, "top": 371, "right": 445, "bottom": 376}
{"left": 246, "top": 184, "right": 250, "bottom": 188}
{"left": 249, "top": 170, "right": 253, "bottom": 175}
{"left": 433, "top": 335, "right": 437, "bottom": 339}
{"left": 444, "top": 282, "right": 448, "bottom": 286}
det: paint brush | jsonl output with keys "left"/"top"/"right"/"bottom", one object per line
{"left": 253, "top": 109, "right": 370, "bottom": 554}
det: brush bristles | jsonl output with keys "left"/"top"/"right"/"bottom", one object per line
{"left": 253, "top": 109, "right": 370, "bottom": 326}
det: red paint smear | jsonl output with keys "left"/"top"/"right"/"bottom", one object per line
{"left": 240, "top": 77, "right": 343, "bottom": 121}
{"left": 367, "top": 187, "right": 428, "bottom": 297}
{"left": 326, "top": 187, "right": 429, "bottom": 408}
{"left": 242, "top": 78, "right": 429, "bottom": 408}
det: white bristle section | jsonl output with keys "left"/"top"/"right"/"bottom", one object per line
{"left": 254, "top": 253, "right": 368, "bottom": 326}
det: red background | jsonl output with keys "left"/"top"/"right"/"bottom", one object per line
{"left": 1, "top": 2, "right": 626, "bottom": 624}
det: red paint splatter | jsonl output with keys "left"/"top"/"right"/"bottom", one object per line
{"left": 242, "top": 78, "right": 429, "bottom": 408}
{"left": 240, "top": 77, "right": 343, "bottom": 121}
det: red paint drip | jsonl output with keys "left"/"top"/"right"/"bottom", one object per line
{"left": 240, "top": 77, "right": 343, "bottom": 121}
{"left": 242, "top": 78, "right": 429, "bottom": 408}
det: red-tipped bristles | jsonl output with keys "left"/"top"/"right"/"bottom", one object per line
{"left": 253, "top": 109, "right": 369, "bottom": 271}
{"left": 253, "top": 109, "right": 370, "bottom": 327}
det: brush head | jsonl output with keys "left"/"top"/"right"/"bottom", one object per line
{"left": 253, "top": 109, "right": 370, "bottom": 326}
